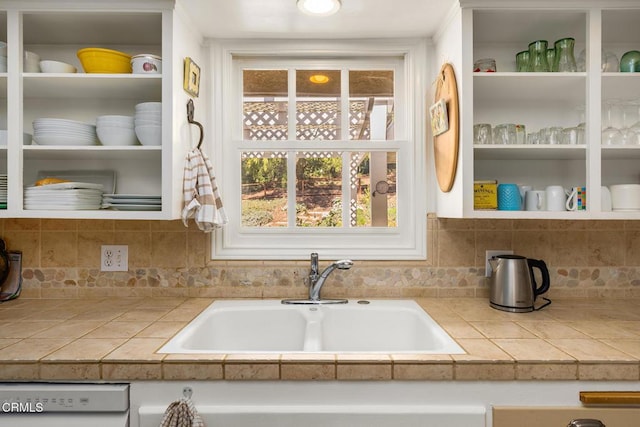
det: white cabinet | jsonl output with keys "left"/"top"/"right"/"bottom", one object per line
{"left": 0, "top": 1, "right": 201, "bottom": 219}
{"left": 437, "top": 1, "right": 640, "bottom": 219}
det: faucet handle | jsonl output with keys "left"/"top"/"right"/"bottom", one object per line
{"left": 310, "top": 253, "right": 319, "bottom": 272}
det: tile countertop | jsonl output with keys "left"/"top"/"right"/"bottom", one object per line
{"left": 0, "top": 297, "right": 639, "bottom": 382}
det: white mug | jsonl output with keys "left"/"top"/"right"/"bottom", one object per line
{"left": 545, "top": 185, "right": 567, "bottom": 211}
{"left": 525, "top": 190, "right": 546, "bottom": 211}
{"left": 566, "top": 186, "right": 586, "bottom": 211}
{"left": 519, "top": 185, "right": 533, "bottom": 210}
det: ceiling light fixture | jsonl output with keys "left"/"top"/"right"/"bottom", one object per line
{"left": 297, "top": 0, "right": 341, "bottom": 17}
{"left": 309, "top": 74, "right": 330, "bottom": 84}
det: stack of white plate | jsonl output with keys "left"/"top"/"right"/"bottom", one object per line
{"left": 0, "top": 42, "right": 6, "bottom": 73}
{"left": 24, "top": 182, "right": 104, "bottom": 210}
{"left": 33, "top": 118, "right": 98, "bottom": 146}
{"left": 134, "top": 102, "right": 161, "bottom": 146}
{"left": 102, "top": 194, "right": 161, "bottom": 211}
{"left": 96, "top": 115, "right": 138, "bottom": 146}
{"left": 0, "top": 174, "right": 7, "bottom": 209}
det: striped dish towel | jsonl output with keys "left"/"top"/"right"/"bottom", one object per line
{"left": 182, "top": 148, "right": 228, "bottom": 232}
{"left": 159, "top": 397, "right": 205, "bottom": 427}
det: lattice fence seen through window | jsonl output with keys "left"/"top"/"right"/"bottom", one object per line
{"left": 243, "top": 101, "right": 370, "bottom": 140}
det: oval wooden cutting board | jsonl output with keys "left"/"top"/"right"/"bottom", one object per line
{"left": 433, "top": 63, "right": 459, "bottom": 193}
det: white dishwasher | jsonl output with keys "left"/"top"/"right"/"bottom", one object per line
{"left": 0, "top": 382, "right": 129, "bottom": 427}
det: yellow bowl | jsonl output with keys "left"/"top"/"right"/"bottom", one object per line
{"left": 77, "top": 48, "right": 132, "bottom": 73}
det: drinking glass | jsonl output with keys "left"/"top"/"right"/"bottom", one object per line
{"left": 493, "top": 124, "right": 517, "bottom": 145}
{"left": 602, "top": 100, "right": 623, "bottom": 145}
{"left": 546, "top": 49, "right": 556, "bottom": 71}
{"left": 629, "top": 100, "right": 640, "bottom": 145}
{"left": 473, "top": 123, "right": 493, "bottom": 145}
{"left": 553, "top": 37, "right": 577, "bottom": 72}
{"left": 602, "top": 51, "right": 619, "bottom": 72}
{"left": 619, "top": 101, "right": 638, "bottom": 145}
{"left": 528, "top": 40, "right": 550, "bottom": 72}
{"left": 547, "top": 127, "right": 563, "bottom": 145}
{"left": 515, "top": 124, "right": 526, "bottom": 144}
{"left": 516, "top": 51, "right": 530, "bottom": 72}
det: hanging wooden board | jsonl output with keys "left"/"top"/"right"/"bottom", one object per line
{"left": 432, "top": 63, "right": 459, "bottom": 193}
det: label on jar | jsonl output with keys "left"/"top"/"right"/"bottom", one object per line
{"left": 474, "top": 180, "right": 498, "bottom": 209}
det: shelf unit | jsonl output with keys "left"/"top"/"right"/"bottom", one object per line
{"left": 437, "top": 1, "right": 640, "bottom": 219}
{"left": 0, "top": 1, "right": 199, "bottom": 220}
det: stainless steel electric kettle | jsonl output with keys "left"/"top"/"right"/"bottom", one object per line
{"left": 489, "top": 254, "right": 550, "bottom": 312}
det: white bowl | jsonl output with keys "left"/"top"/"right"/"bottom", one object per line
{"left": 134, "top": 112, "right": 161, "bottom": 119}
{"left": 97, "top": 126, "right": 139, "bottom": 146}
{"left": 135, "top": 125, "right": 162, "bottom": 146}
{"left": 135, "top": 102, "right": 162, "bottom": 111}
{"left": 131, "top": 54, "right": 162, "bottom": 74}
{"left": 97, "top": 115, "right": 135, "bottom": 128}
{"left": 610, "top": 184, "right": 640, "bottom": 211}
{"left": 134, "top": 119, "right": 162, "bottom": 127}
{"left": 39, "top": 60, "right": 77, "bottom": 73}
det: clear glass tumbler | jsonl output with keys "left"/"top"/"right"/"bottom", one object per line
{"left": 473, "top": 123, "right": 493, "bottom": 145}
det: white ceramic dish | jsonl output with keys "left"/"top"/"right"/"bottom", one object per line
{"left": 103, "top": 198, "right": 160, "bottom": 205}
{"left": 103, "top": 194, "right": 160, "bottom": 199}
{"left": 135, "top": 102, "right": 162, "bottom": 111}
{"left": 131, "top": 54, "right": 162, "bottom": 74}
{"left": 39, "top": 60, "right": 77, "bottom": 73}
{"left": 33, "top": 134, "right": 98, "bottom": 146}
{"left": 135, "top": 124, "right": 162, "bottom": 146}
{"left": 97, "top": 126, "right": 138, "bottom": 146}
{"left": 609, "top": 184, "right": 640, "bottom": 210}
{"left": 102, "top": 203, "right": 161, "bottom": 211}
{"left": 36, "top": 170, "right": 116, "bottom": 194}
{"left": 24, "top": 51, "right": 41, "bottom": 72}
{"left": 26, "top": 182, "right": 104, "bottom": 191}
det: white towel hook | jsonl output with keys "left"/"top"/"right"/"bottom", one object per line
{"left": 183, "top": 386, "right": 193, "bottom": 399}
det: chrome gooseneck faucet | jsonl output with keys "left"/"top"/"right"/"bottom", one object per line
{"left": 308, "top": 252, "right": 353, "bottom": 302}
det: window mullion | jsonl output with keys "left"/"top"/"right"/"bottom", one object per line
{"left": 287, "top": 150, "right": 297, "bottom": 227}
{"left": 340, "top": 68, "right": 350, "bottom": 227}
{"left": 340, "top": 68, "right": 349, "bottom": 141}
{"left": 287, "top": 68, "right": 297, "bottom": 228}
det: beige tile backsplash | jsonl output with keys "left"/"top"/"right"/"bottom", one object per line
{"left": 1, "top": 214, "right": 639, "bottom": 299}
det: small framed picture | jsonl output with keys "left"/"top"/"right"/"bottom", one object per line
{"left": 183, "top": 57, "right": 201, "bottom": 97}
{"left": 429, "top": 98, "right": 449, "bottom": 136}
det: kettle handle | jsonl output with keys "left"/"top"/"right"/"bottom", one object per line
{"left": 527, "top": 258, "right": 550, "bottom": 297}
{"left": 0, "top": 239, "right": 9, "bottom": 287}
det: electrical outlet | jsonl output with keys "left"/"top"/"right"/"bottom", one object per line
{"left": 101, "top": 245, "right": 128, "bottom": 272}
{"left": 485, "top": 249, "right": 514, "bottom": 277}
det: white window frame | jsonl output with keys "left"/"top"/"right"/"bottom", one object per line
{"left": 210, "top": 39, "right": 427, "bottom": 260}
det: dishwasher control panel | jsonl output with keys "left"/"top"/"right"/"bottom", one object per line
{"left": 0, "top": 383, "right": 129, "bottom": 413}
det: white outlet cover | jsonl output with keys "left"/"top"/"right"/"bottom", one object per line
{"left": 101, "top": 245, "right": 129, "bottom": 272}
{"left": 485, "top": 249, "right": 514, "bottom": 277}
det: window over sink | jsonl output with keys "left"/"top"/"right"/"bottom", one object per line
{"left": 211, "top": 40, "right": 427, "bottom": 260}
